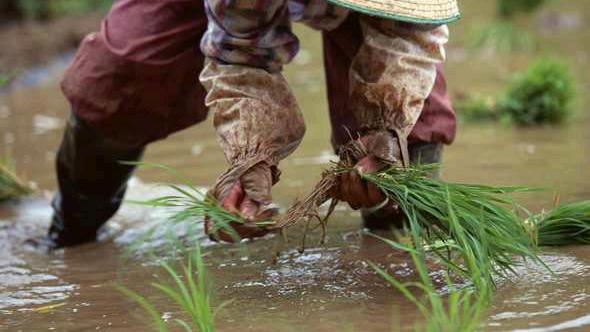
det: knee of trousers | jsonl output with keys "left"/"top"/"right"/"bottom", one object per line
{"left": 61, "top": 32, "right": 209, "bottom": 147}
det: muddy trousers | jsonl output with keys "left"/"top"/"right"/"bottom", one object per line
{"left": 52, "top": 0, "right": 456, "bottom": 239}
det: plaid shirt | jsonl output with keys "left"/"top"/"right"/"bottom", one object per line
{"left": 201, "top": 0, "right": 349, "bottom": 72}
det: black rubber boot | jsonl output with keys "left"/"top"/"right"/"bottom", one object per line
{"left": 31, "top": 115, "right": 145, "bottom": 250}
{"left": 362, "top": 142, "right": 443, "bottom": 231}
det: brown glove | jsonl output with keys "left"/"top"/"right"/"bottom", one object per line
{"left": 205, "top": 161, "right": 280, "bottom": 242}
{"left": 335, "top": 130, "right": 404, "bottom": 210}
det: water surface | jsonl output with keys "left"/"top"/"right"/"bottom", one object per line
{"left": 1, "top": 1, "right": 590, "bottom": 331}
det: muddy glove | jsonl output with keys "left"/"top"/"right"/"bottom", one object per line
{"left": 200, "top": 59, "right": 305, "bottom": 242}
{"left": 336, "top": 19, "right": 448, "bottom": 211}
{"left": 335, "top": 130, "right": 402, "bottom": 210}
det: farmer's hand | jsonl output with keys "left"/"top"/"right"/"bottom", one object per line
{"left": 336, "top": 130, "right": 403, "bottom": 210}
{"left": 206, "top": 162, "right": 278, "bottom": 242}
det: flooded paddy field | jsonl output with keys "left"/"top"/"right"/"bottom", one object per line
{"left": 1, "top": 0, "right": 590, "bottom": 331}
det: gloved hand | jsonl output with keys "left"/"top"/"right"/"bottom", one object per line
{"left": 200, "top": 59, "right": 305, "bottom": 242}
{"left": 206, "top": 162, "right": 279, "bottom": 242}
{"left": 335, "top": 130, "right": 404, "bottom": 210}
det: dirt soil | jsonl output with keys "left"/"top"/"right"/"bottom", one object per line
{"left": 0, "top": 12, "right": 103, "bottom": 74}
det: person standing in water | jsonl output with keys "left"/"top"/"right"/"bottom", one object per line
{"left": 37, "top": 0, "right": 459, "bottom": 248}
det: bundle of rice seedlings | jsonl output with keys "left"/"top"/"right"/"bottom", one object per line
{"left": 118, "top": 245, "right": 218, "bottom": 332}
{"left": 0, "top": 157, "right": 32, "bottom": 201}
{"left": 276, "top": 163, "right": 544, "bottom": 284}
{"left": 533, "top": 201, "right": 590, "bottom": 246}
{"left": 362, "top": 165, "right": 543, "bottom": 281}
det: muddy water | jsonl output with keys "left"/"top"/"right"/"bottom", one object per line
{"left": 2, "top": 1, "right": 590, "bottom": 331}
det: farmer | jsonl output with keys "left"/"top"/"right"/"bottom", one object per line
{"left": 39, "top": 0, "right": 459, "bottom": 248}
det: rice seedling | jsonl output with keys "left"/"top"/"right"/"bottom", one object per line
{"left": 533, "top": 201, "right": 590, "bottom": 246}
{"left": 370, "top": 192, "right": 493, "bottom": 332}
{"left": 118, "top": 245, "right": 218, "bottom": 332}
{"left": 126, "top": 162, "right": 272, "bottom": 244}
{"left": 0, "top": 156, "right": 32, "bottom": 201}
{"left": 372, "top": 249, "right": 490, "bottom": 332}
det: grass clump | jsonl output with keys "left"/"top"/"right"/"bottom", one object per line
{"left": 533, "top": 201, "right": 590, "bottom": 246}
{"left": 118, "top": 245, "right": 217, "bottom": 332}
{"left": 0, "top": 157, "right": 32, "bottom": 201}
{"left": 497, "top": 59, "right": 575, "bottom": 125}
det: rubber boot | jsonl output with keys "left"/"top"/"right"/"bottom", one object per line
{"left": 362, "top": 142, "right": 443, "bottom": 230}
{"left": 33, "top": 115, "right": 145, "bottom": 250}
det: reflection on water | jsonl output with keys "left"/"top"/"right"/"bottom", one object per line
{"left": 1, "top": 1, "right": 590, "bottom": 330}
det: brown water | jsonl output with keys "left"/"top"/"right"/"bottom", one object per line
{"left": 2, "top": 1, "right": 590, "bottom": 331}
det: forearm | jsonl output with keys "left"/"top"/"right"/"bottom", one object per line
{"left": 199, "top": 0, "right": 306, "bottom": 176}
{"left": 200, "top": 59, "right": 305, "bottom": 168}
{"left": 349, "top": 18, "right": 449, "bottom": 159}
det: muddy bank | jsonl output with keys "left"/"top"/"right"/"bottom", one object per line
{"left": 0, "top": 12, "right": 102, "bottom": 75}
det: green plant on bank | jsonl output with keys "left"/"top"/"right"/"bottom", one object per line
{"left": 118, "top": 245, "right": 217, "bottom": 332}
{"left": 15, "top": 0, "right": 112, "bottom": 21}
{"left": 0, "top": 157, "right": 32, "bottom": 201}
{"left": 534, "top": 201, "right": 590, "bottom": 246}
{"left": 497, "top": 58, "right": 575, "bottom": 125}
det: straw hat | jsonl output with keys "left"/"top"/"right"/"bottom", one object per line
{"left": 327, "top": 0, "right": 460, "bottom": 24}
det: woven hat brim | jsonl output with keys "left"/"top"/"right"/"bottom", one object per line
{"left": 327, "top": 0, "right": 460, "bottom": 24}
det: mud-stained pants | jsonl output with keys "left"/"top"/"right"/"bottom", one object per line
{"left": 54, "top": 0, "right": 456, "bottom": 233}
